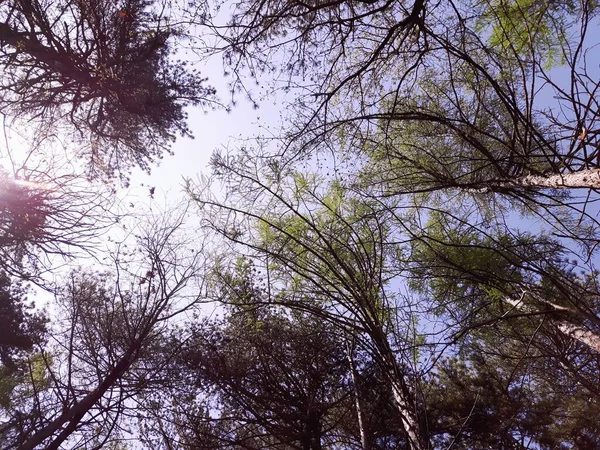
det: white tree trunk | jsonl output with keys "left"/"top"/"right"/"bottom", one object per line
{"left": 513, "top": 169, "right": 600, "bottom": 189}
{"left": 469, "top": 168, "right": 600, "bottom": 192}
{"left": 347, "top": 346, "right": 369, "bottom": 450}
{"left": 556, "top": 322, "right": 600, "bottom": 353}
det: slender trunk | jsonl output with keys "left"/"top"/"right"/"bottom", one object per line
{"left": 309, "top": 414, "right": 323, "bottom": 450}
{"left": 368, "top": 324, "right": 427, "bottom": 449}
{"left": 300, "top": 409, "right": 323, "bottom": 450}
{"left": 504, "top": 296, "right": 600, "bottom": 353}
{"left": 347, "top": 343, "right": 369, "bottom": 450}
{"left": 556, "top": 322, "right": 600, "bottom": 353}
{"left": 513, "top": 169, "right": 600, "bottom": 189}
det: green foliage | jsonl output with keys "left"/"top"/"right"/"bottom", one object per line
{"left": 476, "top": 0, "right": 576, "bottom": 67}
{"left": 175, "top": 306, "right": 354, "bottom": 449}
{"left": 2, "top": 0, "right": 600, "bottom": 446}
{"left": 409, "top": 211, "right": 526, "bottom": 303}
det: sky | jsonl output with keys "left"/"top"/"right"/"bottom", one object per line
{"left": 0, "top": 47, "right": 290, "bottom": 321}
{"left": 0, "top": 48, "right": 287, "bottom": 255}
{"left": 127, "top": 58, "right": 286, "bottom": 202}
{"left": 0, "top": 3, "right": 598, "bottom": 319}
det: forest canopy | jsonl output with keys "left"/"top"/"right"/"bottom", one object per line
{"left": 0, "top": 0, "right": 599, "bottom": 449}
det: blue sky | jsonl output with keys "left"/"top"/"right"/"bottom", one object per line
{"left": 128, "top": 57, "right": 287, "bottom": 198}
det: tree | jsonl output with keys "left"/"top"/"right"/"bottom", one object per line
{"left": 189, "top": 151, "right": 429, "bottom": 449}
{"left": 0, "top": 270, "right": 46, "bottom": 426}
{"left": 206, "top": 0, "right": 600, "bottom": 249}
{"left": 187, "top": 134, "right": 600, "bottom": 449}
{"left": 0, "top": 205, "right": 208, "bottom": 449}
{"left": 0, "top": 0, "right": 218, "bottom": 182}
{"left": 425, "top": 351, "right": 600, "bottom": 449}
{"left": 397, "top": 205, "right": 600, "bottom": 446}
{"left": 408, "top": 209, "right": 600, "bottom": 355}
{"left": 0, "top": 272, "right": 45, "bottom": 369}
{"left": 143, "top": 259, "right": 411, "bottom": 450}
{"left": 174, "top": 303, "right": 354, "bottom": 450}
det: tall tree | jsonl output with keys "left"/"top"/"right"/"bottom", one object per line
{"left": 0, "top": 0, "right": 218, "bottom": 182}
{"left": 425, "top": 350, "right": 600, "bottom": 449}
{"left": 408, "top": 209, "right": 600, "bottom": 355}
{"left": 0, "top": 205, "right": 207, "bottom": 450}
{"left": 175, "top": 304, "right": 353, "bottom": 450}
{"left": 0, "top": 272, "right": 45, "bottom": 369}
{"left": 146, "top": 260, "right": 409, "bottom": 450}
{"left": 0, "top": 271, "right": 46, "bottom": 426}
{"left": 206, "top": 0, "right": 600, "bottom": 250}
{"left": 189, "top": 152, "right": 429, "bottom": 449}
{"left": 213, "top": 0, "right": 596, "bottom": 171}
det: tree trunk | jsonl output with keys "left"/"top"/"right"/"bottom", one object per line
{"left": 309, "top": 419, "right": 323, "bottom": 450}
{"left": 369, "top": 326, "right": 427, "bottom": 449}
{"left": 347, "top": 343, "right": 369, "bottom": 450}
{"left": 19, "top": 346, "right": 137, "bottom": 450}
{"left": 469, "top": 168, "right": 600, "bottom": 191}
{"left": 512, "top": 169, "right": 600, "bottom": 189}
{"left": 389, "top": 373, "right": 427, "bottom": 450}
{"left": 555, "top": 322, "right": 600, "bottom": 353}
{"left": 300, "top": 409, "right": 323, "bottom": 450}
{"left": 504, "top": 296, "right": 600, "bottom": 353}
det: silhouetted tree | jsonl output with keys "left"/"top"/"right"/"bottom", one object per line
{"left": 0, "top": 0, "right": 218, "bottom": 182}
{"left": 0, "top": 205, "right": 207, "bottom": 449}
{"left": 190, "top": 153, "right": 428, "bottom": 449}
{"left": 0, "top": 168, "right": 112, "bottom": 279}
